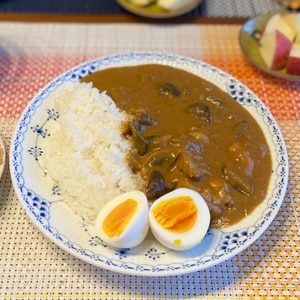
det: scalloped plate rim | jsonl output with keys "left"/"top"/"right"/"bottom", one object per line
{"left": 9, "top": 51, "right": 289, "bottom": 276}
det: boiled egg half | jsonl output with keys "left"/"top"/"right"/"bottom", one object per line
{"left": 95, "top": 191, "right": 149, "bottom": 248}
{"left": 149, "top": 188, "right": 210, "bottom": 251}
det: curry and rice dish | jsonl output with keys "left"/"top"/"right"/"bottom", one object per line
{"left": 81, "top": 64, "right": 272, "bottom": 228}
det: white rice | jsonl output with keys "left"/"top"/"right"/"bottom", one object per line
{"left": 41, "top": 82, "right": 144, "bottom": 223}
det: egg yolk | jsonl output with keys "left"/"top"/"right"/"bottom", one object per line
{"left": 152, "top": 196, "right": 197, "bottom": 233}
{"left": 103, "top": 199, "right": 137, "bottom": 237}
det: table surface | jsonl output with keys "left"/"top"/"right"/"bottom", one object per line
{"left": 0, "top": 1, "right": 300, "bottom": 299}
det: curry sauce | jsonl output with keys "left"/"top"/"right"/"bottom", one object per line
{"left": 82, "top": 64, "right": 272, "bottom": 228}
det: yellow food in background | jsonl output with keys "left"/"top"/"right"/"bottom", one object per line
{"left": 130, "top": 0, "right": 155, "bottom": 6}
{"left": 157, "top": 0, "right": 195, "bottom": 11}
{"left": 129, "top": 0, "right": 195, "bottom": 11}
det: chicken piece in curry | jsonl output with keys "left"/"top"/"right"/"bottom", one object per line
{"left": 81, "top": 64, "right": 272, "bottom": 228}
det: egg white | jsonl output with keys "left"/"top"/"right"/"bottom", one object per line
{"left": 95, "top": 191, "right": 149, "bottom": 248}
{"left": 149, "top": 188, "right": 210, "bottom": 251}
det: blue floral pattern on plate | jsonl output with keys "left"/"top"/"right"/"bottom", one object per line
{"left": 9, "top": 52, "right": 288, "bottom": 276}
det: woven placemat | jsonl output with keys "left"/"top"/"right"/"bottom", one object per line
{"left": 0, "top": 22, "right": 299, "bottom": 299}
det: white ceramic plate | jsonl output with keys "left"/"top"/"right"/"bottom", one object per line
{"left": 239, "top": 12, "right": 300, "bottom": 80}
{"left": 0, "top": 134, "right": 5, "bottom": 180}
{"left": 10, "top": 52, "right": 288, "bottom": 276}
{"left": 117, "top": 0, "right": 202, "bottom": 18}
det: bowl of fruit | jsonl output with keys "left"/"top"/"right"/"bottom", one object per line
{"left": 116, "top": 0, "right": 203, "bottom": 18}
{"left": 239, "top": 12, "right": 300, "bottom": 79}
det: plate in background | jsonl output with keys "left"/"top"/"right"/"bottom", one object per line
{"left": 239, "top": 12, "right": 300, "bottom": 80}
{"left": 117, "top": 0, "right": 202, "bottom": 18}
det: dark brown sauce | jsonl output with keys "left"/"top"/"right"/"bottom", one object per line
{"left": 81, "top": 64, "right": 272, "bottom": 228}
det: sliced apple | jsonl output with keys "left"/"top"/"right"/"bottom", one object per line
{"left": 157, "top": 0, "right": 195, "bottom": 11}
{"left": 286, "top": 43, "right": 300, "bottom": 75}
{"left": 262, "top": 13, "right": 296, "bottom": 41}
{"left": 259, "top": 30, "right": 293, "bottom": 70}
{"left": 282, "top": 13, "right": 300, "bottom": 42}
{"left": 130, "top": 0, "right": 155, "bottom": 6}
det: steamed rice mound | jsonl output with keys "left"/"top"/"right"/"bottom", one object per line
{"left": 41, "top": 82, "right": 144, "bottom": 223}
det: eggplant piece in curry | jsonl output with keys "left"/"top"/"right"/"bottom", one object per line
{"left": 81, "top": 64, "right": 272, "bottom": 228}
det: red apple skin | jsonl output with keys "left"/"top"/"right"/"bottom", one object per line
{"left": 273, "top": 31, "right": 293, "bottom": 69}
{"left": 286, "top": 44, "right": 300, "bottom": 75}
{"left": 260, "top": 30, "right": 293, "bottom": 70}
{"left": 262, "top": 13, "right": 296, "bottom": 40}
{"left": 286, "top": 57, "right": 300, "bottom": 75}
